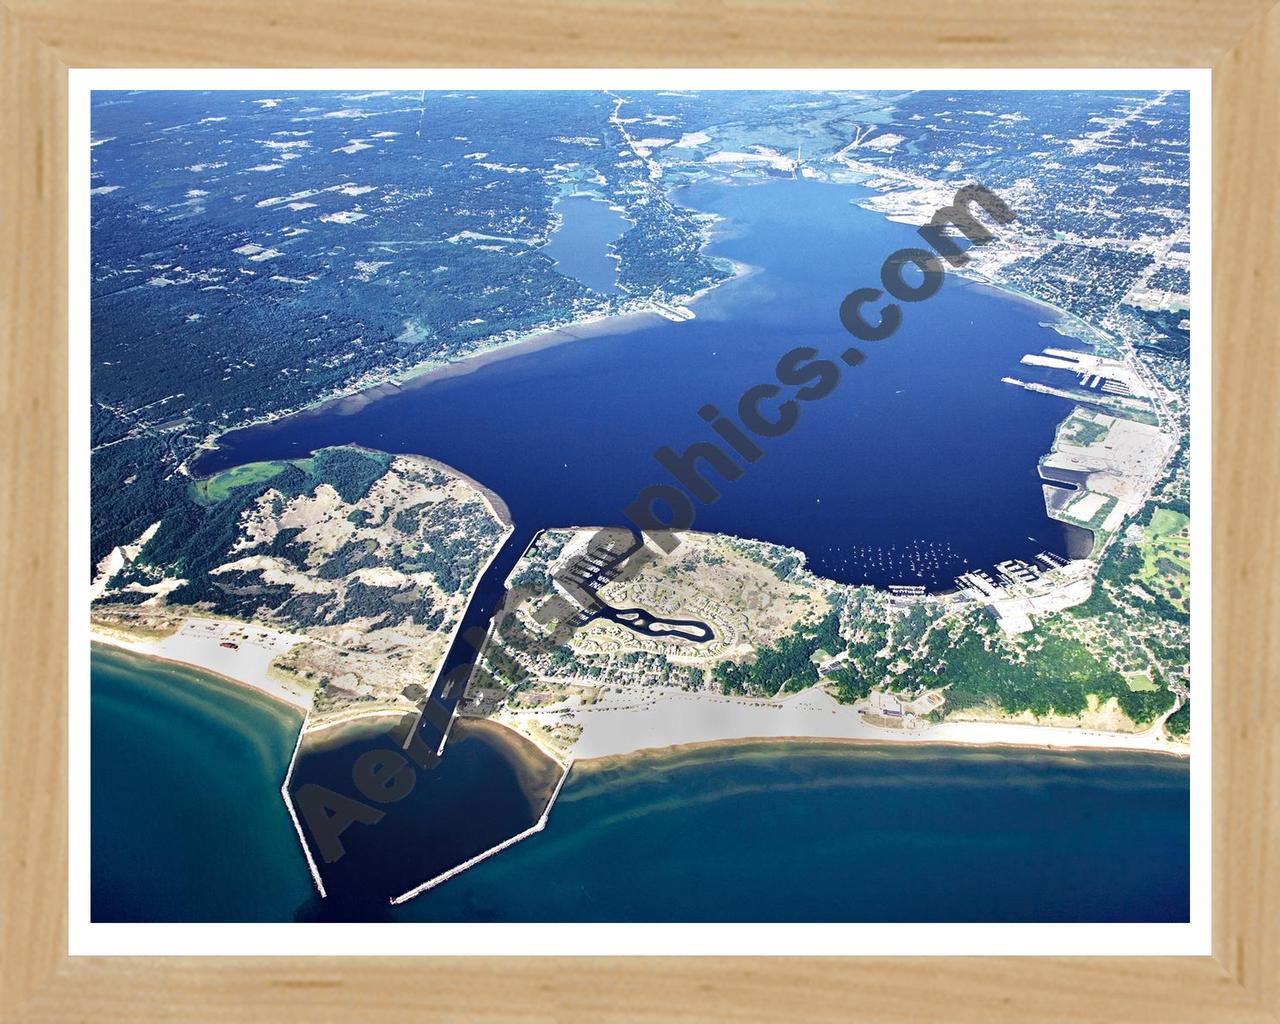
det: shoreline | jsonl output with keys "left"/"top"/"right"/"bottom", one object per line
{"left": 402, "top": 451, "right": 513, "bottom": 529}
{"left": 299, "top": 707, "right": 412, "bottom": 743}
{"left": 90, "top": 626, "right": 1189, "bottom": 767}
{"left": 570, "top": 727, "right": 1190, "bottom": 769}
{"left": 165, "top": 177, "right": 1184, "bottom": 777}
{"left": 571, "top": 730, "right": 1191, "bottom": 770}
{"left": 189, "top": 298, "right": 714, "bottom": 474}
{"left": 90, "top": 636, "right": 309, "bottom": 715}
{"left": 493, "top": 683, "right": 1189, "bottom": 766}
{"left": 90, "top": 618, "right": 313, "bottom": 712}
{"left": 188, "top": 237, "right": 755, "bottom": 476}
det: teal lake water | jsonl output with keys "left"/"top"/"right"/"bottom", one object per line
{"left": 92, "top": 646, "right": 1188, "bottom": 922}
{"left": 91, "top": 645, "right": 313, "bottom": 922}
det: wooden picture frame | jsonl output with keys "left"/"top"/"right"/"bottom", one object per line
{"left": 2, "top": 2, "right": 1275, "bottom": 1019}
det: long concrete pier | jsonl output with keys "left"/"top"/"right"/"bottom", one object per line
{"left": 280, "top": 711, "right": 328, "bottom": 898}
{"left": 389, "top": 759, "right": 574, "bottom": 905}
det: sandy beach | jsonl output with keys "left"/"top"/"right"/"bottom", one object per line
{"left": 90, "top": 615, "right": 313, "bottom": 711}
{"left": 500, "top": 683, "right": 1188, "bottom": 763}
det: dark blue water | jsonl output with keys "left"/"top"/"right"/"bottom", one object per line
{"left": 542, "top": 194, "right": 630, "bottom": 293}
{"left": 195, "top": 179, "right": 1084, "bottom": 592}
{"left": 393, "top": 742, "right": 1190, "bottom": 923}
{"left": 287, "top": 715, "right": 564, "bottom": 921}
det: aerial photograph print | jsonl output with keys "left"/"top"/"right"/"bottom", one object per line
{"left": 84, "top": 80, "right": 1196, "bottom": 930}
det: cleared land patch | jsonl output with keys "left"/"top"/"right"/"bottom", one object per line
{"left": 1136, "top": 508, "right": 1190, "bottom": 614}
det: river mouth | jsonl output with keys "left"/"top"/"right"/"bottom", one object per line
{"left": 287, "top": 715, "right": 564, "bottom": 918}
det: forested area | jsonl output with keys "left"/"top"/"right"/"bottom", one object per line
{"left": 94, "top": 447, "right": 505, "bottom": 636}
{"left": 89, "top": 90, "right": 731, "bottom": 571}
{"left": 715, "top": 608, "right": 842, "bottom": 698}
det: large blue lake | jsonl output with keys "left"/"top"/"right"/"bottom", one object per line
{"left": 196, "top": 178, "right": 1086, "bottom": 592}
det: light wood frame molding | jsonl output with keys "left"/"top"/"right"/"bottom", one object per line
{"left": 2, "top": 3, "right": 1276, "bottom": 1020}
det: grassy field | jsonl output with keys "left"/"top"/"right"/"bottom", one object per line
{"left": 188, "top": 460, "right": 291, "bottom": 504}
{"left": 1125, "top": 671, "right": 1158, "bottom": 692}
{"left": 1136, "top": 508, "right": 1190, "bottom": 614}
